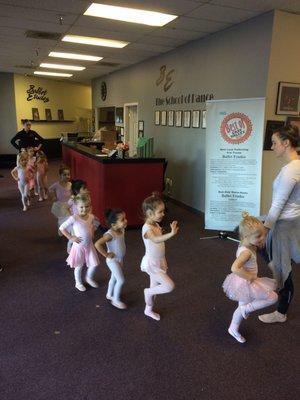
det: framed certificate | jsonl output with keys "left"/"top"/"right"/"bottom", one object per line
{"left": 183, "top": 111, "right": 191, "bottom": 128}
{"left": 168, "top": 110, "right": 174, "bottom": 126}
{"left": 175, "top": 110, "right": 182, "bottom": 127}
{"left": 161, "top": 110, "right": 167, "bottom": 126}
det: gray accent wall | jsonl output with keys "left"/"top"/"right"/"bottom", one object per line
{"left": 92, "top": 12, "right": 274, "bottom": 212}
{"left": 0, "top": 73, "right": 17, "bottom": 154}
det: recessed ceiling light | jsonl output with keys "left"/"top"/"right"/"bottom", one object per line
{"left": 34, "top": 71, "right": 73, "bottom": 77}
{"left": 84, "top": 3, "right": 177, "bottom": 26}
{"left": 62, "top": 34, "right": 129, "bottom": 48}
{"left": 40, "top": 63, "right": 85, "bottom": 71}
{"left": 49, "top": 52, "right": 103, "bottom": 61}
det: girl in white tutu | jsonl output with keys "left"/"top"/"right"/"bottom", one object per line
{"left": 223, "top": 212, "right": 278, "bottom": 343}
{"left": 59, "top": 193, "right": 99, "bottom": 292}
{"left": 49, "top": 165, "right": 72, "bottom": 232}
{"left": 141, "top": 192, "right": 178, "bottom": 321}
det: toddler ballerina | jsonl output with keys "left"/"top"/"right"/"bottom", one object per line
{"left": 141, "top": 193, "right": 178, "bottom": 321}
{"left": 49, "top": 165, "right": 72, "bottom": 230}
{"left": 36, "top": 151, "right": 48, "bottom": 201}
{"left": 68, "top": 179, "right": 88, "bottom": 215}
{"left": 27, "top": 147, "right": 37, "bottom": 195}
{"left": 59, "top": 193, "right": 100, "bottom": 292}
{"left": 223, "top": 212, "right": 278, "bottom": 343}
{"left": 95, "top": 209, "right": 127, "bottom": 309}
{"left": 11, "top": 154, "right": 30, "bottom": 211}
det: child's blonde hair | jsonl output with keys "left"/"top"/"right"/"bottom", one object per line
{"left": 142, "top": 192, "right": 164, "bottom": 219}
{"left": 239, "top": 211, "right": 264, "bottom": 241}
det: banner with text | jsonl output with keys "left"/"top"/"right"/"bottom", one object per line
{"left": 205, "top": 98, "right": 265, "bottom": 231}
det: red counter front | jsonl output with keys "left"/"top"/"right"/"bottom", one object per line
{"left": 62, "top": 143, "right": 165, "bottom": 226}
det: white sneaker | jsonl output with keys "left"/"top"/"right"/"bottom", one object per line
{"left": 75, "top": 283, "right": 86, "bottom": 292}
{"left": 258, "top": 311, "right": 287, "bottom": 323}
{"left": 86, "top": 278, "right": 99, "bottom": 288}
{"left": 228, "top": 328, "right": 246, "bottom": 343}
{"left": 111, "top": 300, "right": 127, "bottom": 309}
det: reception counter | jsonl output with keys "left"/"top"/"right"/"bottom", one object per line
{"left": 62, "top": 142, "right": 165, "bottom": 226}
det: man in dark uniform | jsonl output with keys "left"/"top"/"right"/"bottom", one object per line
{"left": 11, "top": 119, "right": 44, "bottom": 151}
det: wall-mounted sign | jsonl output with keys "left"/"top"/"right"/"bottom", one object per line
{"left": 101, "top": 81, "right": 107, "bottom": 101}
{"left": 156, "top": 65, "right": 175, "bottom": 92}
{"left": 26, "top": 85, "right": 49, "bottom": 102}
{"left": 155, "top": 92, "right": 214, "bottom": 106}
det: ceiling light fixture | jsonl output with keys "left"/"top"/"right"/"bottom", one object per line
{"left": 40, "top": 63, "right": 85, "bottom": 71}
{"left": 84, "top": 3, "right": 177, "bottom": 26}
{"left": 34, "top": 71, "right": 73, "bottom": 77}
{"left": 62, "top": 34, "right": 129, "bottom": 48}
{"left": 49, "top": 52, "right": 103, "bottom": 61}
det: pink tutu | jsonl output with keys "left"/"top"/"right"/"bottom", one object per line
{"left": 222, "top": 273, "right": 276, "bottom": 303}
{"left": 66, "top": 243, "right": 99, "bottom": 269}
{"left": 141, "top": 255, "right": 167, "bottom": 274}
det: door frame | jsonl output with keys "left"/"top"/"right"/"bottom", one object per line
{"left": 124, "top": 102, "right": 138, "bottom": 155}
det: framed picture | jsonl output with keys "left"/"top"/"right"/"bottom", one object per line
{"left": 138, "top": 120, "right": 144, "bottom": 131}
{"left": 115, "top": 107, "right": 124, "bottom": 124}
{"left": 161, "top": 110, "right": 167, "bottom": 126}
{"left": 175, "top": 110, "right": 182, "bottom": 127}
{"left": 192, "top": 110, "right": 200, "bottom": 128}
{"left": 264, "top": 120, "right": 285, "bottom": 150}
{"left": 183, "top": 111, "right": 191, "bottom": 128}
{"left": 155, "top": 110, "right": 160, "bottom": 126}
{"left": 32, "top": 108, "right": 40, "bottom": 121}
{"left": 58, "top": 109, "right": 64, "bottom": 121}
{"left": 201, "top": 110, "right": 207, "bottom": 128}
{"left": 168, "top": 110, "right": 174, "bottom": 127}
{"left": 45, "top": 108, "right": 52, "bottom": 121}
{"left": 276, "top": 82, "right": 300, "bottom": 115}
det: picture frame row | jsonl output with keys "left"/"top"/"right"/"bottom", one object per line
{"left": 155, "top": 110, "right": 206, "bottom": 128}
{"left": 276, "top": 81, "right": 300, "bottom": 115}
{"left": 32, "top": 108, "right": 65, "bottom": 121}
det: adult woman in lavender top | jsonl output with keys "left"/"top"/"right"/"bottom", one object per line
{"left": 259, "top": 125, "right": 300, "bottom": 323}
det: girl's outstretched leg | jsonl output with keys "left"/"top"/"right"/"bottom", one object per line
{"left": 106, "top": 259, "right": 126, "bottom": 309}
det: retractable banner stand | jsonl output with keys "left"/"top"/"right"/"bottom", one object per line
{"left": 205, "top": 98, "right": 265, "bottom": 231}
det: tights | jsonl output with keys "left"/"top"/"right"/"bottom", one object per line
{"left": 145, "top": 271, "right": 175, "bottom": 307}
{"left": 230, "top": 292, "right": 278, "bottom": 331}
{"left": 106, "top": 259, "right": 125, "bottom": 302}
{"left": 74, "top": 265, "right": 97, "bottom": 285}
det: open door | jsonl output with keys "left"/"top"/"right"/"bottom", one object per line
{"left": 124, "top": 103, "right": 138, "bottom": 157}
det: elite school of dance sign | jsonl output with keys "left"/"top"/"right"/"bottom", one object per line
{"left": 205, "top": 98, "right": 265, "bottom": 231}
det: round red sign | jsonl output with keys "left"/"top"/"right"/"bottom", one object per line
{"left": 220, "top": 112, "right": 253, "bottom": 144}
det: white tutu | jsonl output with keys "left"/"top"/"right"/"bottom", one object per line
{"left": 141, "top": 255, "right": 167, "bottom": 274}
{"left": 222, "top": 273, "right": 276, "bottom": 303}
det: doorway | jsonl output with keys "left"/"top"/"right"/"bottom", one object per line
{"left": 124, "top": 103, "right": 138, "bottom": 157}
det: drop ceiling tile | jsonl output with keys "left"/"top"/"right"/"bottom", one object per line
{"left": 153, "top": 26, "right": 209, "bottom": 40}
{"left": 127, "top": 42, "right": 174, "bottom": 53}
{"left": 67, "top": 25, "right": 144, "bottom": 42}
{"left": 0, "top": 0, "right": 91, "bottom": 14}
{"left": 211, "top": 0, "right": 283, "bottom": 12}
{"left": 187, "top": 3, "right": 259, "bottom": 23}
{"left": 137, "top": 35, "right": 188, "bottom": 47}
{"left": 167, "top": 16, "right": 231, "bottom": 32}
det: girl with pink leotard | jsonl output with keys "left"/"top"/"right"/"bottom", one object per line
{"left": 59, "top": 193, "right": 100, "bottom": 292}
{"left": 141, "top": 192, "right": 179, "bottom": 321}
{"left": 222, "top": 213, "right": 278, "bottom": 344}
{"left": 36, "top": 151, "right": 48, "bottom": 201}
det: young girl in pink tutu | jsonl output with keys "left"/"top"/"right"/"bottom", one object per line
{"left": 223, "top": 212, "right": 278, "bottom": 343}
{"left": 141, "top": 193, "right": 178, "bottom": 321}
{"left": 59, "top": 193, "right": 100, "bottom": 292}
{"left": 27, "top": 147, "right": 37, "bottom": 195}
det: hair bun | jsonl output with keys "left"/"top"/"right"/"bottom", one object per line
{"left": 241, "top": 211, "right": 250, "bottom": 219}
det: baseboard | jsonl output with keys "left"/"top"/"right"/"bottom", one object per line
{"left": 165, "top": 195, "right": 203, "bottom": 215}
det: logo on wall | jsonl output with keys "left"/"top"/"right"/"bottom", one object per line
{"left": 26, "top": 85, "right": 49, "bottom": 102}
{"left": 101, "top": 81, "right": 107, "bottom": 101}
{"left": 156, "top": 65, "right": 175, "bottom": 92}
{"left": 220, "top": 112, "right": 253, "bottom": 144}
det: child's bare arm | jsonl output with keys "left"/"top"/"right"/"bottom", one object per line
{"left": 145, "top": 221, "right": 179, "bottom": 243}
{"left": 95, "top": 234, "right": 114, "bottom": 258}
{"left": 11, "top": 167, "right": 18, "bottom": 181}
{"left": 59, "top": 228, "right": 81, "bottom": 243}
{"left": 231, "top": 250, "right": 255, "bottom": 281}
